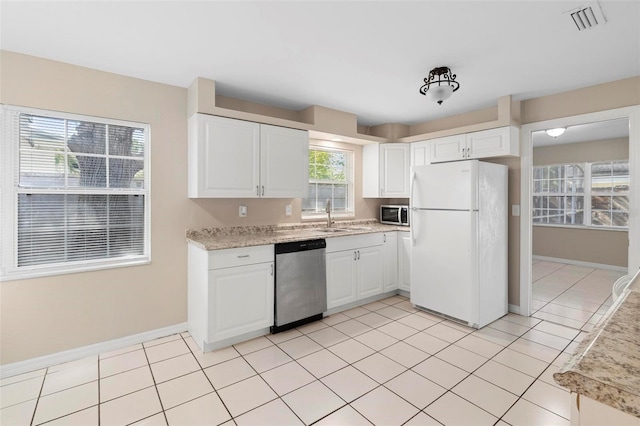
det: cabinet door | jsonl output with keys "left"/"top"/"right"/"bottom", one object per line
{"left": 260, "top": 124, "right": 309, "bottom": 198}
{"left": 380, "top": 144, "right": 410, "bottom": 197}
{"left": 208, "top": 262, "right": 274, "bottom": 342}
{"left": 362, "top": 144, "right": 380, "bottom": 198}
{"left": 411, "top": 141, "right": 430, "bottom": 168}
{"left": 357, "top": 245, "right": 384, "bottom": 299}
{"left": 383, "top": 232, "right": 398, "bottom": 292}
{"left": 430, "top": 134, "right": 467, "bottom": 163}
{"left": 398, "top": 232, "right": 411, "bottom": 292}
{"left": 326, "top": 250, "right": 357, "bottom": 309}
{"left": 467, "top": 127, "right": 516, "bottom": 159}
{"left": 193, "top": 115, "right": 260, "bottom": 198}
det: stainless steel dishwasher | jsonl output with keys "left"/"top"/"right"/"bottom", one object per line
{"left": 272, "top": 239, "right": 327, "bottom": 333}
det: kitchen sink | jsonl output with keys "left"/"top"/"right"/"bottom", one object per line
{"left": 315, "top": 228, "right": 349, "bottom": 233}
{"left": 313, "top": 226, "right": 373, "bottom": 233}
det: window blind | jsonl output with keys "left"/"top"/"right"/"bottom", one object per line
{"left": 1, "top": 106, "right": 150, "bottom": 279}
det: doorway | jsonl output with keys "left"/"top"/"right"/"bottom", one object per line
{"left": 519, "top": 106, "right": 640, "bottom": 322}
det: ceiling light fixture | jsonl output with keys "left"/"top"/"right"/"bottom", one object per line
{"left": 419, "top": 66, "right": 460, "bottom": 105}
{"left": 546, "top": 128, "right": 566, "bottom": 138}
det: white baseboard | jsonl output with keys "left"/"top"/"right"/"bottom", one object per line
{"left": 508, "top": 304, "right": 521, "bottom": 315}
{"left": 0, "top": 322, "right": 188, "bottom": 379}
{"left": 533, "top": 255, "right": 628, "bottom": 273}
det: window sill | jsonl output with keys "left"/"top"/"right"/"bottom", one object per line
{"left": 533, "top": 223, "right": 628, "bottom": 232}
{"left": 0, "top": 257, "right": 151, "bottom": 282}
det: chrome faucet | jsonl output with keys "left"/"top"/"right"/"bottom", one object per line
{"left": 326, "top": 198, "right": 332, "bottom": 228}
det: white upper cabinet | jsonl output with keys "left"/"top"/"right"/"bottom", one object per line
{"left": 363, "top": 143, "right": 410, "bottom": 198}
{"left": 260, "top": 124, "right": 309, "bottom": 198}
{"left": 411, "top": 141, "right": 431, "bottom": 169}
{"left": 429, "top": 126, "right": 519, "bottom": 164}
{"left": 429, "top": 134, "right": 467, "bottom": 163}
{"left": 188, "top": 114, "right": 308, "bottom": 198}
{"left": 467, "top": 126, "right": 519, "bottom": 159}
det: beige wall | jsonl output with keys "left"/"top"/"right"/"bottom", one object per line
{"left": 1, "top": 50, "right": 638, "bottom": 364}
{"left": 533, "top": 137, "right": 629, "bottom": 164}
{"left": 532, "top": 137, "right": 629, "bottom": 267}
{"left": 0, "top": 51, "right": 382, "bottom": 364}
{"left": 533, "top": 227, "right": 628, "bottom": 267}
{"left": 485, "top": 157, "right": 521, "bottom": 306}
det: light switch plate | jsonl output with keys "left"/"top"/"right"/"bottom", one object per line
{"left": 285, "top": 204, "right": 292, "bottom": 216}
{"left": 512, "top": 205, "right": 520, "bottom": 216}
{"left": 239, "top": 205, "right": 247, "bottom": 217}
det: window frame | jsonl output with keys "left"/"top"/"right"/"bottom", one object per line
{"left": 302, "top": 145, "right": 355, "bottom": 219}
{"left": 1, "top": 105, "right": 151, "bottom": 281}
{"left": 532, "top": 160, "right": 629, "bottom": 231}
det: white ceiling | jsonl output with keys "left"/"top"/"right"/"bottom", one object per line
{"left": 1, "top": 1, "right": 639, "bottom": 127}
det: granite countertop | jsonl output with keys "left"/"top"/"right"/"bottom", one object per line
{"left": 186, "top": 219, "right": 410, "bottom": 250}
{"left": 554, "top": 270, "right": 640, "bottom": 418}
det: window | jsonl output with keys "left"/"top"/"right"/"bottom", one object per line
{"left": 302, "top": 147, "right": 354, "bottom": 217}
{"left": 533, "top": 163, "right": 585, "bottom": 225}
{"left": 591, "top": 161, "right": 629, "bottom": 227}
{"left": 1, "top": 106, "right": 150, "bottom": 280}
{"left": 533, "top": 160, "right": 629, "bottom": 228}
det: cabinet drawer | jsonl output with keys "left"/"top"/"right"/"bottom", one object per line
{"left": 208, "top": 245, "right": 274, "bottom": 270}
{"left": 325, "top": 233, "right": 384, "bottom": 253}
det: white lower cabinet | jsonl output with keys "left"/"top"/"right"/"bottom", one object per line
{"left": 356, "top": 246, "right": 385, "bottom": 299}
{"left": 326, "top": 250, "right": 358, "bottom": 308}
{"left": 398, "top": 231, "right": 411, "bottom": 292}
{"left": 188, "top": 244, "right": 274, "bottom": 352}
{"left": 383, "top": 232, "right": 398, "bottom": 292}
{"left": 571, "top": 392, "right": 640, "bottom": 426}
{"left": 326, "top": 233, "right": 384, "bottom": 310}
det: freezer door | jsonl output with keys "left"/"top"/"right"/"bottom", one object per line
{"left": 411, "top": 161, "right": 478, "bottom": 210}
{"left": 410, "top": 209, "right": 478, "bottom": 324}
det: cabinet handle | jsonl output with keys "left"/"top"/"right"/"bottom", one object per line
{"left": 467, "top": 147, "right": 470, "bottom": 158}
{"left": 354, "top": 251, "right": 357, "bottom": 261}
{"left": 237, "top": 255, "right": 250, "bottom": 258}
{"left": 256, "top": 185, "right": 259, "bottom": 196}
{"left": 261, "top": 186, "right": 265, "bottom": 196}
{"left": 384, "top": 234, "right": 386, "bottom": 243}
{"left": 357, "top": 250, "right": 360, "bottom": 260}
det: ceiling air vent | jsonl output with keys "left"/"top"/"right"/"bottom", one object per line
{"left": 567, "top": 3, "right": 607, "bottom": 31}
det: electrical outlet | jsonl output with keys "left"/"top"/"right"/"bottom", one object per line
{"left": 512, "top": 205, "right": 520, "bottom": 217}
{"left": 239, "top": 205, "right": 247, "bottom": 217}
{"left": 285, "top": 204, "right": 292, "bottom": 216}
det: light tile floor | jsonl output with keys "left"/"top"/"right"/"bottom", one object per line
{"left": 531, "top": 260, "right": 622, "bottom": 332}
{"left": 4, "top": 294, "right": 612, "bottom": 426}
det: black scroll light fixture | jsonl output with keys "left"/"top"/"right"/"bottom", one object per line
{"left": 419, "top": 66, "right": 460, "bottom": 105}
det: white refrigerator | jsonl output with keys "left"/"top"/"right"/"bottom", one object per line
{"left": 410, "top": 160, "right": 508, "bottom": 328}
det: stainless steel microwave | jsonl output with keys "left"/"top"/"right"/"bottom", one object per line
{"left": 380, "top": 205, "right": 409, "bottom": 226}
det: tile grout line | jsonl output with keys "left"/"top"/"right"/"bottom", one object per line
{"left": 141, "top": 337, "right": 170, "bottom": 426}
{"left": 182, "top": 333, "right": 236, "bottom": 424}
{"left": 28, "top": 366, "right": 47, "bottom": 426}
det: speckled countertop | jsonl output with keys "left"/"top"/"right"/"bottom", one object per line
{"left": 186, "top": 219, "right": 409, "bottom": 250}
{"left": 554, "top": 271, "right": 640, "bottom": 418}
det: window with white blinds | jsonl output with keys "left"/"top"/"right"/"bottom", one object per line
{"left": 1, "top": 106, "right": 150, "bottom": 280}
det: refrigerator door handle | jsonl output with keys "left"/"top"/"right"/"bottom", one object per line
{"left": 410, "top": 171, "right": 416, "bottom": 246}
